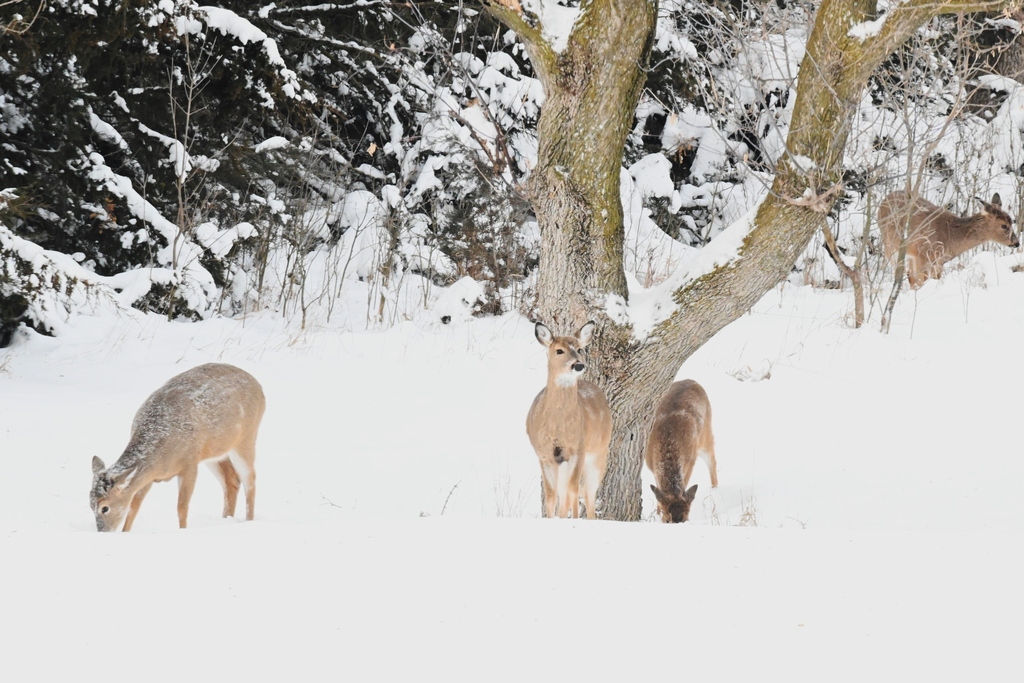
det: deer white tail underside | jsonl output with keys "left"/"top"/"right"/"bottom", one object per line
{"left": 526, "top": 321, "right": 613, "bottom": 520}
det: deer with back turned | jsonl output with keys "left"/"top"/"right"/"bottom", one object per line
{"left": 89, "top": 363, "right": 265, "bottom": 532}
{"left": 645, "top": 379, "right": 718, "bottom": 523}
{"left": 526, "top": 321, "right": 612, "bottom": 519}
{"left": 878, "top": 191, "right": 1018, "bottom": 289}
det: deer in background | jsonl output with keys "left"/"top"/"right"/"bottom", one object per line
{"left": 526, "top": 321, "right": 612, "bottom": 519}
{"left": 878, "top": 191, "right": 1019, "bottom": 289}
{"left": 90, "top": 363, "right": 266, "bottom": 532}
{"left": 645, "top": 380, "right": 718, "bottom": 523}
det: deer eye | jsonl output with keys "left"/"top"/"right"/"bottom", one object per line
{"left": 555, "top": 349, "right": 564, "bottom": 355}
{"left": 101, "top": 506, "right": 109, "bottom": 514}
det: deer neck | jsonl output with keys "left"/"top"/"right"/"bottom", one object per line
{"left": 942, "top": 215, "right": 990, "bottom": 258}
{"left": 545, "top": 375, "right": 585, "bottom": 411}
{"left": 655, "top": 458, "right": 684, "bottom": 497}
{"left": 114, "top": 440, "right": 163, "bottom": 482}
{"left": 100, "top": 449, "right": 148, "bottom": 496}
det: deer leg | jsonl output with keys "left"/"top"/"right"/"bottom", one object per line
{"left": 208, "top": 457, "right": 242, "bottom": 518}
{"left": 904, "top": 253, "right": 916, "bottom": 286}
{"left": 223, "top": 461, "right": 241, "bottom": 517}
{"left": 703, "top": 445, "right": 719, "bottom": 488}
{"left": 122, "top": 482, "right": 153, "bottom": 532}
{"left": 566, "top": 455, "right": 584, "bottom": 519}
{"left": 229, "top": 445, "right": 257, "bottom": 521}
{"left": 177, "top": 466, "right": 199, "bottom": 529}
{"left": 582, "top": 454, "right": 602, "bottom": 520}
{"left": 540, "top": 461, "right": 558, "bottom": 518}
{"left": 913, "top": 254, "right": 937, "bottom": 290}
{"left": 555, "top": 459, "right": 575, "bottom": 518}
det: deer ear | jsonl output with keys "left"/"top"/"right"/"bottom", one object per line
{"left": 577, "top": 320, "right": 596, "bottom": 347}
{"left": 112, "top": 467, "right": 137, "bottom": 491}
{"left": 991, "top": 192, "right": 1002, "bottom": 208}
{"left": 685, "top": 484, "right": 698, "bottom": 502}
{"left": 651, "top": 484, "right": 667, "bottom": 504}
{"left": 535, "top": 322, "right": 553, "bottom": 347}
{"left": 92, "top": 456, "right": 105, "bottom": 474}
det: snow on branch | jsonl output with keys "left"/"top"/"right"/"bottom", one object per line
{"left": 88, "top": 111, "right": 129, "bottom": 152}
{"left": 2, "top": 174, "right": 253, "bottom": 328}
{"left": 137, "top": 123, "right": 220, "bottom": 180}
{"left": 486, "top": 0, "right": 584, "bottom": 56}
{"left": 259, "top": 2, "right": 392, "bottom": 15}
{"left": 86, "top": 153, "right": 219, "bottom": 315}
{"left": 522, "top": 0, "right": 581, "bottom": 54}
{"left": 0, "top": 218, "right": 217, "bottom": 333}
{"left": 853, "top": 0, "right": 1011, "bottom": 72}
{"left": 0, "top": 221, "right": 120, "bottom": 335}
{"left": 482, "top": 0, "right": 558, "bottom": 81}
{"left": 179, "top": 6, "right": 315, "bottom": 103}
{"left": 848, "top": 16, "right": 887, "bottom": 42}
{"left": 610, "top": 199, "right": 762, "bottom": 342}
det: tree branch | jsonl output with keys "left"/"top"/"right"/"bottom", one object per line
{"left": 629, "top": 0, "right": 1015, "bottom": 371}
{"left": 856, "top": 0, "right": 1012, "bottom": 74}
{"left": 1, "top": 0, "right": 45, "bottom": 36}
{"left": 480, "top": 0, "right": 557, "bottom": 83}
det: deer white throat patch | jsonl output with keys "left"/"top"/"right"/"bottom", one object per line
{"left": 555, "top": 371, "right": 581, "bottom": 388}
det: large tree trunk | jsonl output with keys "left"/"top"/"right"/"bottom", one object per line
{"left": 486, "top": 0, "right": 1007, "bottom": 521}
{"left": 484, "top": 0, "right": 658, "bottom": 520}
{"left": 526, "top": 1, "right": 655, "bottom": 329}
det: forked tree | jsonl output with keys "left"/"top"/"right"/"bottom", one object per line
{"left": 483, "top": 0, "right": 1010, "bottom": 520}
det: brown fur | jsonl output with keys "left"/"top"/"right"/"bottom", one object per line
{"left": 525, "top": 321, "right": 613, "bottom": 519}
{"left": 645, "top": 379, "right": 717, "bottom": 523}
{"left": 90, "top": 363, "right": 266, "bottom": 532}
{"left": 878, "top": 191, "right": 1018, "bottom": 289}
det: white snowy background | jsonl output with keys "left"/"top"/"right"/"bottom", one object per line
{"left": 4, "top": 254, "right": 1024, "bottom": 680}
{"left": 4, "top": 2, "right": 1024, "bottom": 680}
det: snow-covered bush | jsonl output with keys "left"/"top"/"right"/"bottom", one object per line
{"left": 4, "top": 0, "right": 1024, "bottom": 343}
{"left": 0, "top": 215, "right": 110, "bottom": 344}
{"left": 1, "top": 1, "right": 317, "bottom": 328}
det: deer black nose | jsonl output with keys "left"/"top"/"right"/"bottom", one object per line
{"left": 572, "top": 363, "right": 585, "bottom": 372}
{"left": 1012, "top": 235, "right": 1020, "bottom": 248}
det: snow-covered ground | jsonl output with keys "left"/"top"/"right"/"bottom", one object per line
{"left": 3, "top": 250, "right": 1024, "bottom": 680}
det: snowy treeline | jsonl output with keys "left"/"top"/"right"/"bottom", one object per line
{"left": 2, "top": 0, "right": 1023, "bottom": 345}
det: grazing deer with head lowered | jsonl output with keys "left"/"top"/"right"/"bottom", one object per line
{"left": 89, "top": 363, "right": 265, "bottom": 532}
{"left": 645, "top": 379, "right": 718, "bottom": 524}
{"left": 878, "top": 191, "right": 1019, "bottom": 289}
{"left": 526, "top": 321, "right": 613, "bottom": 519}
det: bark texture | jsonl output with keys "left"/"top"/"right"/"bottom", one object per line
{"left": 520, "top": 0, "right": 656, "bottom": 330}
{"left": 486, "top": 0, "right": 1008, "bottom": 520}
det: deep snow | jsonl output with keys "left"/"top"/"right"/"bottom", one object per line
{"left": 3, "top": 251, "right": 1024, "bottom": 680}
